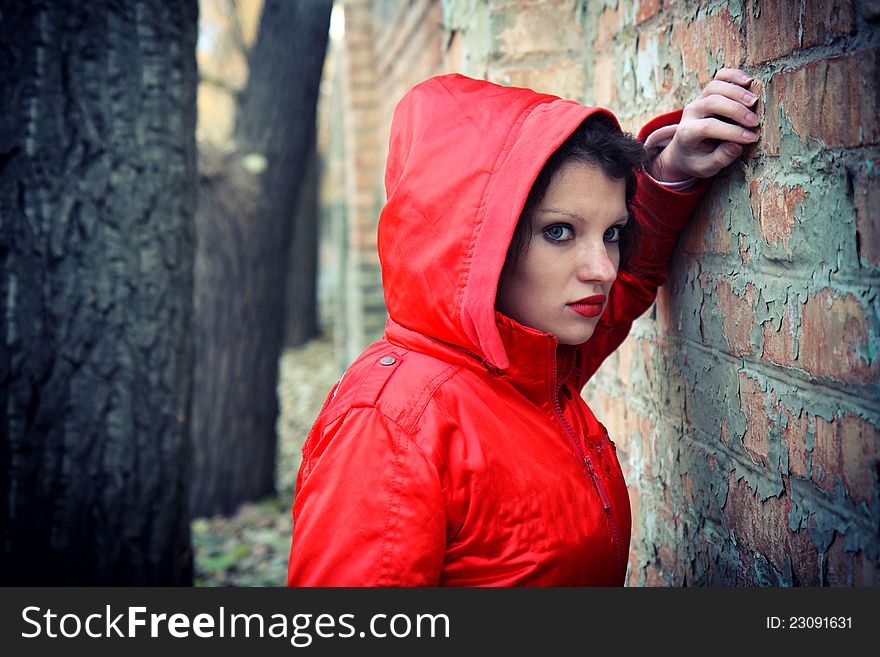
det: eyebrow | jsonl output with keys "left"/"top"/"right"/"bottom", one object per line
{"left": 538, "top": 208, "right": 630, "bottom": 224}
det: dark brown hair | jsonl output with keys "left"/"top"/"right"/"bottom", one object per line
{"left": 503, "top": 114, "right": 650, "bottom": 272}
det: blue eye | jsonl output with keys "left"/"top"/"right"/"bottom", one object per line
{"left": 604, "top": 225, "right": 624, "bottom": 243}
{"left": 543, "top": 224, "right": 574, "bottom": 243}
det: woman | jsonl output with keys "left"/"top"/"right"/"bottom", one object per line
{"left": 288, "top": 68, "right": 760, "bottom": 586}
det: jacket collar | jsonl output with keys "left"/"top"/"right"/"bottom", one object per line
{"left": 385, "top": 315, "right": 581, "bottom": 407}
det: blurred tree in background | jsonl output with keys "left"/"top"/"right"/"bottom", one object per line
{"left": 1, "top": 0, "right": 198, "bottom": 584}
{"left": 191, "top": 0, "right": 332, "bottom": 517}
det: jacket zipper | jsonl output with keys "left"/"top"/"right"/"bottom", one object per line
{"left": 551, "top": 355, "right": 625, "bottom": 584}
{"left": 454, "top": 341, "right": 625, "bottom": 583}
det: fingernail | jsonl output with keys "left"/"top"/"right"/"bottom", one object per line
{"left": 740, "top": 74, "right": 754, "bottom": 83}
{"left": 744, "top": 91, "right": 758, "bottom": 105}
{"left": 746, "top": 111, "right": 759, "bottom": 125}
{"left": 742, "top": 130, "right": 759, "bottom": 142}
{"left": 724, "top": 143, "right": 743, "bottom": 156}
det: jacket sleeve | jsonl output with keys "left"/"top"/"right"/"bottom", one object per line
{"left": 574, "top": 110, "right": 710, "bottom": 389}
{"left": 287, "top": 406, "right": 446, "bottom": 586}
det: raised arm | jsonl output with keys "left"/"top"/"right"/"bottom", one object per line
{"left": 575, "top": 68, "right": 759, "bottom": 387}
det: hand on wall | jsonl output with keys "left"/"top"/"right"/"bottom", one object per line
{"left": 648, "top": 67, "right": 760, "bottom": 182}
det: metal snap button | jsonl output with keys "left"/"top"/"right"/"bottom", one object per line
{"left": 380, "top": 356, "right": 396, "bottom": 366}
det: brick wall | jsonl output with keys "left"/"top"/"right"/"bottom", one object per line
{"left": 322, "top": 0, "right": 880, "bottom": 585}
{"left": 326, "top": 0, "right": 459, "bottom": 365}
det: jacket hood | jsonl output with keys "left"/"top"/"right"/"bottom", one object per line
{"left": 378, "top": 74, "right": 616, "bottom": 370}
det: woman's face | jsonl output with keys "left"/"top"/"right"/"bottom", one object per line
{"left": 496, "top": 161, "right": 628, "bottom": 346}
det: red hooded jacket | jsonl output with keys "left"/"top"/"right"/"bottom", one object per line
{"left": 288, "top": 74, "right": 707, "bottom": 586}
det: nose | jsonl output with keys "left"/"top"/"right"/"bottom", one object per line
{"left": 575, "top": 239, "right": 618, "bottom": 285}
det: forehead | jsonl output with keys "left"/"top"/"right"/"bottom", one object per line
{"left": 537, "top": 161, "right": 628, "bottom": 216}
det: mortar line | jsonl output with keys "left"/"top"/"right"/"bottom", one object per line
{"left": 630, "top": 333, "right": 880, "bottom": 417}
{"left": 676, "top": 262, "right": 880, "bottom": 289}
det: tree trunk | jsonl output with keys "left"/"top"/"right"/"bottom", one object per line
{"left": 190, "top": 0, "right": 331, "bottom": 517}
{"left": 285, "top": 142, "right": 321, "bottom": 347}
{"left": 0, "top": 0, "right": 198, "bottom": 584}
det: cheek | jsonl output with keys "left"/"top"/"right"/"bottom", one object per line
{"left": 517, "top": 253, "right": 558, "bottom": 297}
{"left": 496, "top": 267, "right": 529, "bottom": 319}
{"left": 611, "top": 244, "right": 622, "bottom": 271}
{"left": 497, "top": 254, "right": 552, "bottom": 319}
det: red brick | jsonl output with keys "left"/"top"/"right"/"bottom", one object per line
{"left": 654, "top": 283, "right": 675, "bottom": 335}
{"left": 825, "top": 530, "right": 880, "bottom": 586}
{"left": 637, "top": 0, "right": 662, "bottom": 24}
{"left": 717, "top": 279, "right": 757, "bottom": 357}
{"left": 763, "top": 48, "right": 880, "bottom": 155}
{"left": 745, "top": 0, "right": 801, "bottom": 65}
{"left": 811, "top": 414, "right": 840, "bottom": 493}
{"left": 739, "top": 373, "right": 769, "bottom": 466}
{"left": 841, "top": 412, "right": 880, "bottom": 506}
{"left": 854, "top": 163, "right": 880, "bottom": 267}
{"left": 682, "top": 472, "right": 694, "bottom": 504}
{"left": 593, "top": 54, "right": 617, "bottom": 106}
{"left": 749, "top": 181, "right": 807, "bottom": 254}
{"left": 738, "top": 234, "right": 752, "bottom": 266}
{"left": 681, "top": 193, "right": 733, "bottom": 255}
{"left": 671, "top": 8, "right": 745, "bottom": 86}
{"left": 644, "top": 562, "right": 666, "bottom": 586}
{"left": 802, "top": 0, "right": 855, "bottom": 49}
{"left": 798, "top": 288, "right": 878, "bottom": 384}
{"left": 744, "top": 0, "right": 855, "bottom": 64}
{"left": 778, "top": 401, "right": 809, "bottom": 478}
{"left": 724, "top": 473, "right": 819, "bottom": 584}
{"left": 594, "top": 3, "right": 621, "bottom": 50}
{"left": 707, "top": 453, "right": 720, "bottom": 471}
{"left": 762, "top": 301, "right": 797, "bottom": 367}
{"left": 745, "top": 0, "right": 854, "bottom": 66}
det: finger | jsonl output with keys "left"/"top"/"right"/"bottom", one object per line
{"left": 697, "top": 80, "right": 759, "bottom": 107}
{"left": 678, "top": 117, "right": 759, "bottom": 146}
{"left": 687, "top": 142, "right": 744, "bottom": 179}
{"left": 714, "top": 67, "right": 753, "bottom": 87}
{"left": 710, "top": 141, "right": 744, "bottom": 171}
{"left": 688, "top": 94, "right": 760, "bottom": 127}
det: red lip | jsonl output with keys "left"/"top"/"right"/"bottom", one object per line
{"left": 573, "top": 295, "right": 606, "bottom": 305}
{"left": 568, "top": 294, "right": 606, "bottom": 319}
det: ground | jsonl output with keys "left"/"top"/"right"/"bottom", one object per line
{"left": 192, "top": 336, "right": 340, "bottom": 586}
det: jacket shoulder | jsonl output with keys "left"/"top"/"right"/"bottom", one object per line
{"left": 323, "top": 341, "right": 463, "bottom": 434}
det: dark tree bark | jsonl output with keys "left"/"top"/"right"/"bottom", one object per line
{"left": 285, "top": 142, "right": 320, "bottom": 348}
{"left": 190, "top": 0, "right": 331, "bottom": 516}
{"left": 0, "top": 0, "right": 198, "bottom": 584}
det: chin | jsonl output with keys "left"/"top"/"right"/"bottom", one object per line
{"left": 555, "top": 327, "right": 596, "bottom": 346}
